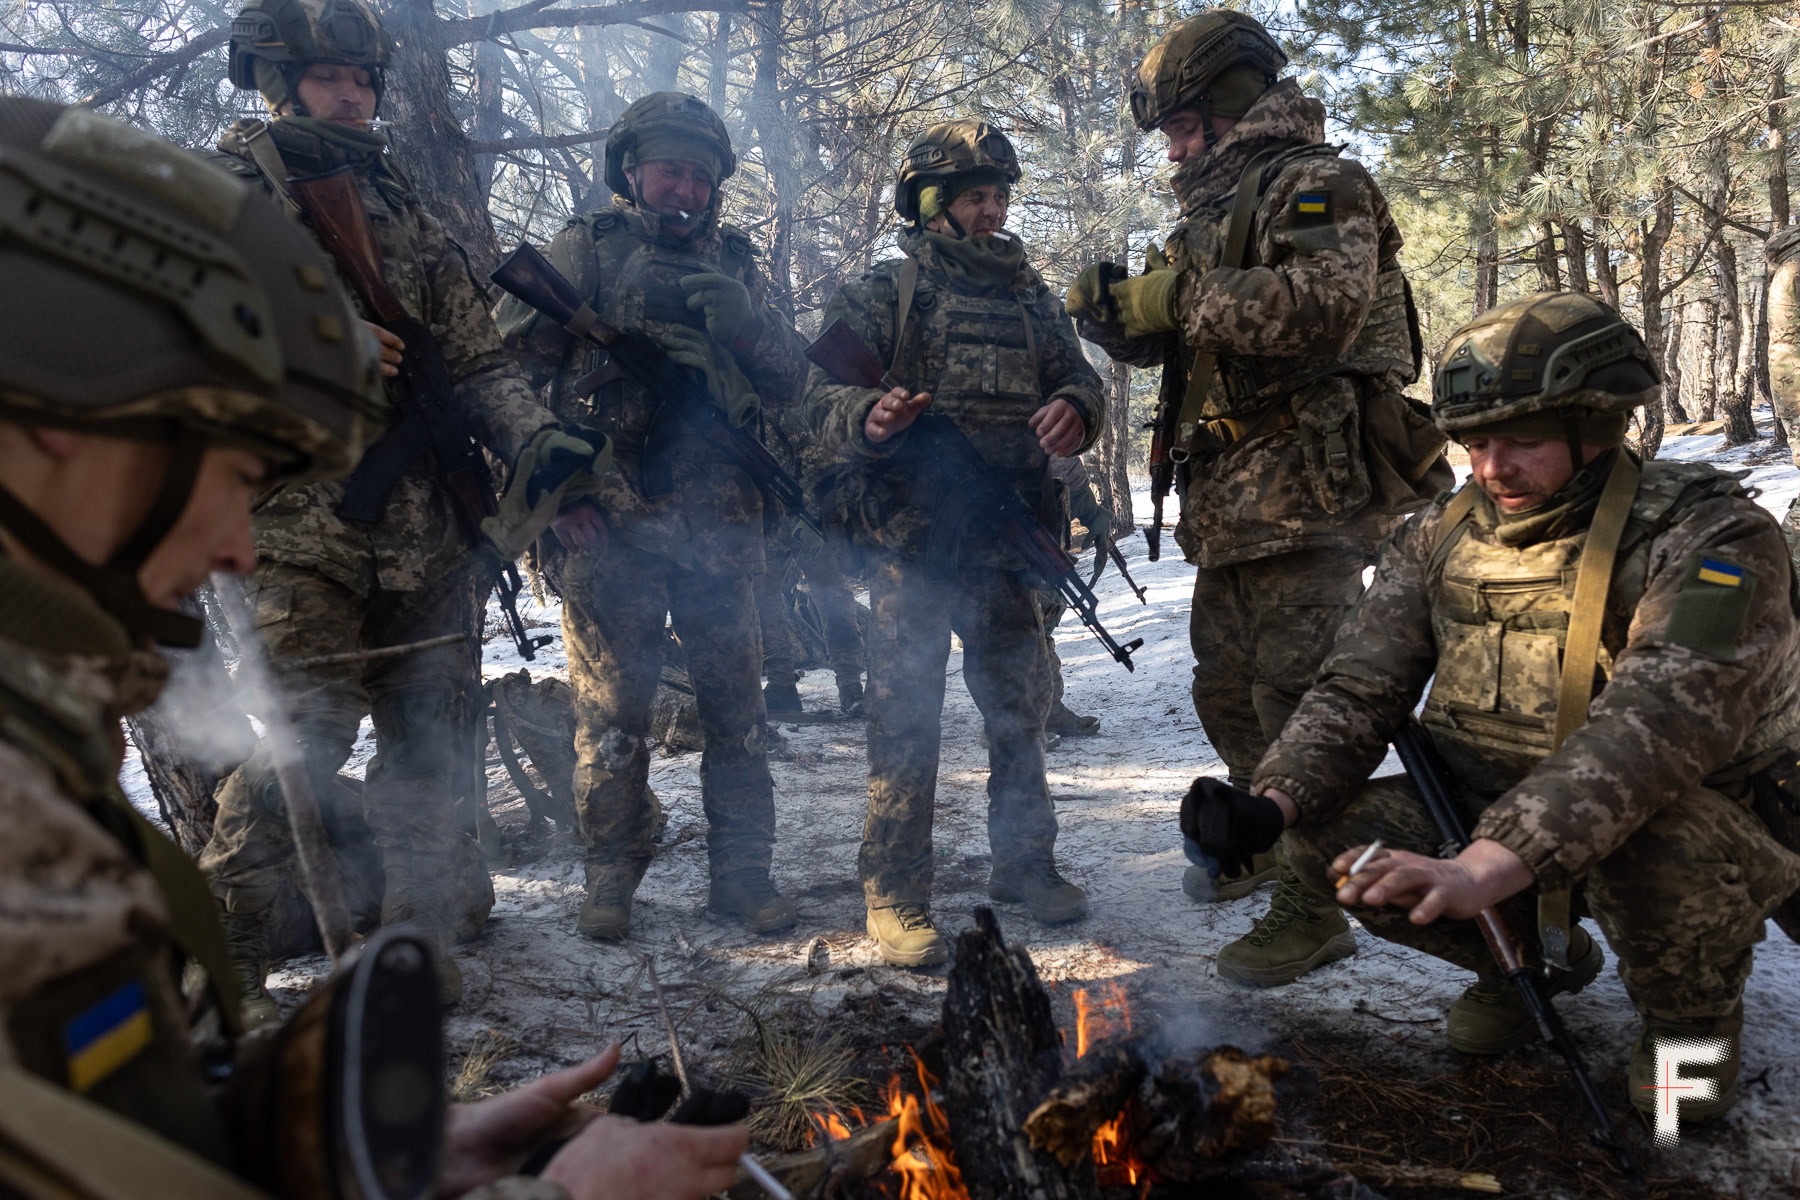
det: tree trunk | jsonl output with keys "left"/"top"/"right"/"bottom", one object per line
{"left": 943, "top": 909, "right": 1102, "bottom": 1200}
{"left": 573, "top": 24, "right": 621, "bottom": 214}
{"left": 1771, "top": 72, "right": 1792, "bottom": 231}
{"left": 1693, "top": 293, "right": 1720, "bottom": 422}
{"left": 645, "top": 12, "right": 688, "bottom": 90}
{"left": 1664, "top": 297, "right": 1691, "bottom": 425}
{"left": 1718, "top": 242, "right": 1758, "bottom": 444}
{"left": 1560, "top": 219, "right": 1588, "bottom": 294}
{"left": 708, "top": 13, "right": 732, "bottom": 115}
{"left": 750, "top": 0, "right": 797, "bottom": 318}
{"left": 377, "top": 0, "right": 500, "bottom": 275}
{"left": 1637, "top": 188, "right": 1674, "bottom": 456}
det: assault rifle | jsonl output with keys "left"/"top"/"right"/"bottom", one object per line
{"left": 806, "top": 319, "right": 1144, "bottom": 672}
{"left": 1391, "top": 720, "right": 1642, "bottom": 1186}
{"left": 1104, "top": 536, "right": 1148, "bottom": 604}
{"left": 489, "top": 243, "right": 822, "bottom": 538}
{"left": 1091, "top": 261, "right": 1179, "bottom": 563}
{"left": 287, "top": 168, "right": 586, "bottom": 661}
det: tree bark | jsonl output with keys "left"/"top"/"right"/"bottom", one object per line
{"left": 1637, "top": 188, "right": 1674, "bottom": 457}
{"left": 1664, "top": 296, "right": 1691, "bottom": 425}
{"left": 942, "top": 909, "right": 1102, "bottom": 1200}
{"left": 749, "top": 0, "right": 798, "bottom": 318}
{"left": 1560, "top": 219, "right": 1588, "bottom": 294}
{"left": 1717, "top": 241, "right": 1758, "bottom": 443}
{"left": 1771, "top": 72, "right": 1792, "bottom": 231}
{"left": 1693, "top": 292, "right": 1720, "bottom": 422}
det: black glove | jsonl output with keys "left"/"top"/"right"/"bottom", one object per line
{"left": 1179, "top": 777, "right": 1285, "bottom": 878}
{"left": 609, "top": 1060, "right": 750, "bottom": 1126}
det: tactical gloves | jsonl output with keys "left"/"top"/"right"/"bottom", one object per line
{"left": 653, "top": 324, "right": 761, "bottom": 426}
{"left": 1180, "top": 776, "right": 1285, "bottom": 878}
{"left": 1110, "top": 269, "right": 1180, "bottom": 338}
{"left": 681, "top": 271, "right": 757, "bottom": 346}
{"left": 481, "top": 427, "right": 606, "bottom": 563}
{"left": 1064, "top": 261, "right": 1128, "bottom": 321}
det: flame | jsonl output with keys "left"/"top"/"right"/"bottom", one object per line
{"left": 885, "top": 1056, "right": 969, "bottom": 1200}
{"left": 807, "top": 1110, "right": 855, "bottom": 1146}
{"left": 1071, "top": 982, "right": 1145, "bottom": 1186}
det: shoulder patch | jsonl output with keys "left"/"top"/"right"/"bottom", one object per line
{"left": 1665, "top": 551, "right": 1758, "bottom": 659}
{"left": 1293, "top": 190, "right": 1333, "bottom": 226}
{"left": 64, "top": 979, "right": 152, "bottom": 1092}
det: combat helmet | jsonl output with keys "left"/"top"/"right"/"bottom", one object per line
{"left": 894, "top": 120, "right": 1020, "bottom": 224}
{"left": 228, "top": 0, "right": 392, "bottom": 111}
{"left": 1130, "top": 10, "right": 1287, "bottom": 137}
{"left": 1432, "top": 292, "right": 1659, "bottom": 449}
{"left": 605, "top": 92, "right": 736, "bottom": 198}
{"left": 0, "top": 98, "right": 382, "bottom": 645}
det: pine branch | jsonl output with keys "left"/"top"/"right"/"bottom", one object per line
{"left": 469, "top": 127, "right": 609, "bottom": 153}
{"left": 80, "top": 27, "right": 229, "bottom": 109}
{"left": 439, "top": 0, "right": 749, "bottom": 48}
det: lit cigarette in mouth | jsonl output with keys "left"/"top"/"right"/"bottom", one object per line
{"left": 676, "top": 209, "right": 693, "bottom": 221}
{"left": 1335, "top": 838, "right": 1385, "bottom": 890}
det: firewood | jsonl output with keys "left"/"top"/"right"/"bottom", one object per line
{"left": 1129, "top": 1045, "right": 1290, "bottom": 1181}
{"left": 1022, "top": 1042, "right": 1147, "bottom": 1167}
{"left": 723, "top": 1118, "right": 897, "bottom": 1200}
{"left": 942, "top": 908, "right": 1102, "bottom": 1200}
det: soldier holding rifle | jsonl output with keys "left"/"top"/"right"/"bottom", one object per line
{"left": 1184, "top": 293, "right": 1800, "bottom": 1123}
{"left": 805, "top": 121, "right": 1106, "bottom": 967}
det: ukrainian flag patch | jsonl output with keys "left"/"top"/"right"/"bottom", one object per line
{"left": 63, "top": 979, "right": 152, "bottom": 1092}
{"left": 1696, "top": 558, "right": 1745, "bottom": 588}
{"left": 1293, "top": 190, "right": 1332, "bottom": 225}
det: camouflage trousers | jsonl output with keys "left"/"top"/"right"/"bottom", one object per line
{"left": 1189, "top": 547, "right": 1368, "bottom": 784}
{"left": 753, "top": 551, "right": 800, "bottom": 684}
{"left": 1771, "top": 334, "right": 1799, "bottom": 470}
{"left": 1285, "top": 777, "right": 1800, "bottom": 1023}
{"left": 200, "top": 557, "right": 488, "bottom": 933}
{"left": 756, "top": 530, "right": 865, "bottom": 684}
{"left": 562, "top": 539, "right": 773, "bottom": 878}
{"left": 862, "top": 556, "right": 1056, "bottom": 908}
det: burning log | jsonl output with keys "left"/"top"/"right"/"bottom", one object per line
{"left": 942, "top": 909, "right": 1102, "bottom": 1200}
{"left": 724, "top": 1116, "right": 897, "bottom": 1200}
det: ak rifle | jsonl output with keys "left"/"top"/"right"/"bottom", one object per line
{"left": 806, "top": 318, "right": 1143, "bottom": 672}
{"left": 489, "top": 243, "right": 822, "bottom": 538}
{"left": 287, "top": 167, "right": 583, "bottom": 660}
{"left": 1104, "top": 536, "right": 1148, "bottom": 604}
{"left": 1391, "top": 720, "right": 1642, "bottom": 1186}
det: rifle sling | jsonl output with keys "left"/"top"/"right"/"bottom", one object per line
{"left": 335, "top": 408, "right": 433, "bottom": 523}
{"left": 1173, "top": 147, "right": 1283, "bottom": 462}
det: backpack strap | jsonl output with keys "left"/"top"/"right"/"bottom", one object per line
{"left": 886, "top": 255, "right": 922, "bottom": 384}
{"left": 234, "top": 121, "right": 300, "bottom": 219}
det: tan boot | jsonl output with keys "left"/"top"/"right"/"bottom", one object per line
{"left": 708, "top": 869, "right": 798, "bottom": 934}
{"left": 1447, "top": 926, "right": 1603, "bottom": 1054}
{"left": 1183, "top": 847, "right": 1280, "bottom": 904}
{"left": 867, "top": 904, "right": 949, "bottom": 967}
{"left": 578, "top": 861, "right": 643, "bottom": 941}
{"left": 989, "top": 862, "right": 1090, "bottom": 923}
{"left": 1628, "top": 1002, "right": 1743, "bottom": 1123}
{"left": 1215, "top": 871, "right": 1357, "bottom": 986}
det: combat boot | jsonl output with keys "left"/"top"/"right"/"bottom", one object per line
{"left": 1182, "top": 847, "right": 1280, "bottom": 904}
{"left": 382, "top": 856, "right": 469, "bottom": 1006}
{"left": 867, "top": 904, "right": 949, "bottom": 967}
{"left": 1446, "top": 926, "right": 1603, "bottom": 1054}
{"left": 578, "top": 860, "right": 644, "bottom": 941}
{"left": 709, "top": 868, "right": 798, "bottom": 934}
{"left": 1044, "top": 701, "right": 1101, "bottom": 737}
{"left": 1627, "top": 1003, "right": 1743, "bottom": 1123}
{"left": 837, "top": 672, "right": 864, "bottom": 717}
{"left": 1215, "top": 870, "right": 1357, "bottom": 986}
{"left": 764, "top": 679, "right": 803, "bottom": 714}
{"left": 989, "top": 861, "right": 1090, "bottom": 923}
{"left": 218, "top": 900, "right": 280, "bottom": 1028}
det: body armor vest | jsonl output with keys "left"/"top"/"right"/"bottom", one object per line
{"left": 1421, "top": 462, "right": 1800, "bottom": 790}
{"left": 1167, "top": 144, "right": 1420, "bottom": 423}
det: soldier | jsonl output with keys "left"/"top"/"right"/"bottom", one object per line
{"left": 1186, "top": 293, "right": 1800, "bottom": 1119}
{"left": 0, "top": 96, "right": 746, "bottom": 1200}
{"left": 501, "top": 92, "right": 808, "bottom": 940}
{"left": 806, "top": 121, "right": 1105, "bottom": 966}
{"left": 1066, "top": 10, "right": 1449, "bottom": 984}
{"left": 1768, "top": 225, "right": 1799, "bottom": 470}
{"left": 200, "top": 0, "right": 598, "bottom": 1013}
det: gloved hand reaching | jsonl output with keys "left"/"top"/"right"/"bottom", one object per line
{"left": 681, "top": 272, "right": 757, "bottom": 346}
{"left": 652, "top": 324, "right": 761, "bottom": 427}
{"left": 1180, "top": 776, "right": 1286, "bottom": 879}
{"left": 1063, "top": 261, "right": 1127, "bottom": 321}
{"left": 481, "top": 426, "right": 604, "bottom": 563}
{"left": 1108, "top": 269, "right": 1180, "bottom": 339}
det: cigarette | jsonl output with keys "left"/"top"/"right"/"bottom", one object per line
{"left": 1335, "top": 838, "right": 1385, "bottom": 890}
{"left": 739, "top": 1152, "right": 793, "bottom": 1200}
{"left": 676, "top": 209, "right": 693, "bottom": 221}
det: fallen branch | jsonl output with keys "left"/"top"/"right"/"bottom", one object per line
{"left": 285, "top": 631, "right": 469, "bottom": 670}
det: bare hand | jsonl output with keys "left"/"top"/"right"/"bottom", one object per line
{"left": 864, "top": 385, "right": 932, "bottom": 444}
{"left": 541, "top": 1113, "right": 749, "bottom": 1200}
{"left": 436, "top": 1045, "right": 618, "bottom": 1198}
{"left": 551, "top": 499, "right": 609, "bottom": 553}
{"left": 1029, "top": 398, "right": 1085, "bottom": 457}
{"left": 1330, "top": 838, "right": 1534, "bottom": 925}
{"left": 365, "top": 320, "right": 405, "bottom": 378}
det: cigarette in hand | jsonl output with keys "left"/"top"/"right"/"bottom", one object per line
{"left": 1335, "top": 838, "right": 1385, "bottom": 890}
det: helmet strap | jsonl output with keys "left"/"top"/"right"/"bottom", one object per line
{"left": 1561, "top": 412, "right": 1587, "bottom": 476}
{"left": 0, "top": 429, "right": 208, "bottom": 647}
{"left": 1197, "top": 97, "right": 1220, "bottom": 149}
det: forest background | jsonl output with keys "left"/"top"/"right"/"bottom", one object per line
{"left": 6, "top": 0, "right": 1797, "bottom": 529}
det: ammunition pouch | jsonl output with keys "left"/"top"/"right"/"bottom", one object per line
{"left": 227, "top": 929, "right": 445, "bottom": 1200}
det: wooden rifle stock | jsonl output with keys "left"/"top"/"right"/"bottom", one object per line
{"left": 286, "top": 168, "right": 410, "bottom": 325}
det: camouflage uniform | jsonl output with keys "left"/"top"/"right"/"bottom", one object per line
{"left": 501, "top": 94, "right": 809, "bottom": 933}
{"left": 1768, "top": 227, "right": 1799, "bottom": 470}
{"left": 1075, "top": 13, "right": 1448, "bottom": 979}
{"left": 199, "top": 98, "right": 558, "bottom": 1006}
{"left": 1257, "top": 292, "right": 1800, "bottom": 1115}
{"left": 807, "top": 207, "right": 1105, "bottom": 924}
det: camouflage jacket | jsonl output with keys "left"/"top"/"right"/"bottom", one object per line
{"left": 805, "top": 228, "right": 1105, "bottom": 564}
{"left": 214, "top": 120, "right": 555, "bottom": 595}
{"left": 1770, "top": 226, "right": 1800, "bottom": 427}
{"left": 1079, "top": 81, "right": 1446, "bottom": 569}
{"left": 1255, "top": 459, "right": 1800, "bottom": 890}
{"left": 501, "top": 199, "right": 808, "bottom": 575}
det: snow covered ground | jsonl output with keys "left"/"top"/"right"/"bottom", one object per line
{"left": 122, "top": 420, "right": 1800, "bottom": 1196}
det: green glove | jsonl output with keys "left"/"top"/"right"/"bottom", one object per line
{"left": 1111, "top": 269, "right": 1180, "bottom": 338}
{"left": 482, "top": 427, "right": 604, "bottom": 563}
{"left": 1064, "top": 261, "right": 1127, "bottom": 321}
{"left": 1144, "top": 240, "right": 1170, "bottom": 271}
{"left": 653, "top": 324, "right": 761, "bottom": 426}
{"left": 681, "top": 271, "right": 757, "bottom": 345}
